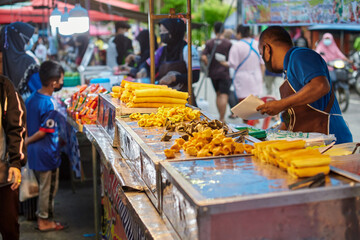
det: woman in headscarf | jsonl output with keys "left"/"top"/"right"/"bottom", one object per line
{"left": 315, "top": 33, "right": 349, "bottom": 63}
{"left": 121, "top": 29, "right": 158, "bottom": 77}
{"left": 315, "top": 33, "right": 351, "bottom": 81}
{"left": 0, "top": 22, "right": 35, "bottom": 88}
{"left": 137, "top": 18, "right": 200, "bottom": 92}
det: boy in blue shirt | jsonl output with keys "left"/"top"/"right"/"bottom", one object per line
{"left": 25, "top": 60, "right": 66, "bottom": 232}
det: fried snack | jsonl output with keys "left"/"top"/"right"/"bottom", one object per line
{"left": 288, "top": 165, "right": 330, "bottom": 178}
{"left": 290, "top": 155, "right": 331, "bottom": 168}
{"left": 127, "top": 103, "right": 185, "bottom": 108}
{"left": 134, "top": 88, "right": 189, "bottom": 99}
{"left": 164, "top": 149, "right": 176, "bottom": 158}
{"left": 132, "top": 96, "right": 187, "bottom": 104}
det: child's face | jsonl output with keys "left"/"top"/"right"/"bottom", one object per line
{"left": 53, "top": 73, "right": 64, "bottom": 92}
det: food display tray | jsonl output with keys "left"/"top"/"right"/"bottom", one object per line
{"left": 159, "top": 157, "right": 360, "bottom": 240}
{"left": 115, "top": 116, "right": 251, "bottom": 211}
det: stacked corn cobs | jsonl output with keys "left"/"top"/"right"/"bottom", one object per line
{"left": 110, "top": 80, "right": 188, "bottom": 108}
{"left": 253, "top": 140, "right": 331, "bottom": 178}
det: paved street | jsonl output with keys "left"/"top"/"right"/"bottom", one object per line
{"left": 194, "top": 76, "right": 360, "bottom": 142}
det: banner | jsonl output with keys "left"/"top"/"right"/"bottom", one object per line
{"left": 243, "top": 0, "right": 360, "bottom": 25}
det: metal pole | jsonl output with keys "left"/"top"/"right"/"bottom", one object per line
{"left": 92, "top": 144, "right": 99, "bottom": 239}
{"left": 148, "top": 0, "right": 156, "bottom": 84}
{"left": 187, "top": 0, "right": 193, "bottom": 105}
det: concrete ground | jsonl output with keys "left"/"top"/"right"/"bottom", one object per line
{"left": 14, "top": 180, "right": 96, "bottom": 240}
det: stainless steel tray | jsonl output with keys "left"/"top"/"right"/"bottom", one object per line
{"left": 115, "top": 116, "right": 252, "bottom": 210}
{"left": 160, "top": 156, "right": 360, "bottom": 240}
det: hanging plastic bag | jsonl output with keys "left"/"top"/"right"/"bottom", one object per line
{"left": 19, "top": 162, "right": 39, "bottom": 202}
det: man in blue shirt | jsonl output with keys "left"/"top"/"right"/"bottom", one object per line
{"left": 256, "top": 26, "right": 352, "bottom": 144}
{"left": 25, "top": 60, "right": 66, "bottom": 231}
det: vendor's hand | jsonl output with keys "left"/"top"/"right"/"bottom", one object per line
{"left": 256, "top": 100, "right": 285, "bottom": 116}
{"left": 125, "top": 54, "right": 136, "bottom": 65}
{"left": 119, "top": 65, "right": 131, "bottom": 72}
{"left": 8, "top": 167, "right": 21, "bottom": 191}
{"left": 136, "top": 69, "right": 147, "bottom": 79}
{"left": 159, "top": 75, "right": 176, "bottom": 85}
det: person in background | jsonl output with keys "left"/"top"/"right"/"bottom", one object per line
{"left": 137, "top": 18, "right": 200, "bottom": 94}
{"left": 120, "top": 29, "right": 158, "bottom": 77}
{"left": 256, "top": 26, "right": 352, "bottom": 144}
{"left": 201, "top": 22, "right": 232, "bottom": 123}
{"left": 222, "top": 28, "right": 239, "bottom": 119}
{"left": 25, "top": 60, "right": 67, "bottom": 232}
{"left": 315, "top": 33, "right": 351, "bottom": 82}
{"left": 34, "top": 37, "right": 48, "bottom": 63}
{"left": 0, "top": 75, "right": 27, "bottom": 240}
{"left": 114, "top": 21, "right": 133, "bottom": 65}
{"left": 353, "top": 35, "right": 360, "bottom": 51}
{"left": 47, "top": 34, "right": 58, "bottom": 61}
{"left": 74, "top": 34, "right": 89, "bottom": 66}
{"left": 0, "top": 22, "right": 36, "bottom": 88}
{"left": 228, "top": 25, "right": 265, "bottom": 123}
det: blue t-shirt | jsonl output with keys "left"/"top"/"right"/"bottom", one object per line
{"left": 26, "top": 91, "right": 62, "bottom": 171}
{"left": 284, "top": 47, "right": 353, "bottom": 144}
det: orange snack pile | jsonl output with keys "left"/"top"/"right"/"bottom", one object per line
{"left": 164, "top": 128, "right": 254, "bottom": 159}
{"left": 67, "top": 84, "right": 107, "bottom": 125}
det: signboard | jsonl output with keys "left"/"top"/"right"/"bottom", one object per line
{"left": 243, "top": 0, "right": 360, "bottom": 25}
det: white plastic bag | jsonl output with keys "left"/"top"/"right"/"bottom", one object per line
{"left": 19, "top": 162, "right": 39, "bottom": 202}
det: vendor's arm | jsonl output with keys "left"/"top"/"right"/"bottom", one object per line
{"left": 257, "top": 76, "right": 330, "bottom": 115}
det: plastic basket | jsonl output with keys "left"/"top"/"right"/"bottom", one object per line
{"left": 64, "top": 76, "right": 81, "bottom": 87}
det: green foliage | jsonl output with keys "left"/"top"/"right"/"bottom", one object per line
{"left": 160, "top": 0, "right": 188, "bottom": 14}
{"left": 193, "top": 0, "right": 234, "bottom": 38}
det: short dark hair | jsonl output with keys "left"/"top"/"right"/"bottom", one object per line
{"left": 115, "top": 21, "right": 130, "bottom": 32}
{"left": 237, "top": 25, "right": 250, "bottom": 38}
{"left": 214, "top": 22, "right": 223, "bottom": 34}
{"left": 259, "top": 26, "right": 293, "bottom": 47}
{"left": 39, "top": 61, "right": 64, "bottom": 87}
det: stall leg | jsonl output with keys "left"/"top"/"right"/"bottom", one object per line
{"left": 92, "top": 144, "right": 99, "bottom": 239}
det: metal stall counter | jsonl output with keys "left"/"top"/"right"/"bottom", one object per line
{"left": 83, "top": 124, "right": 177, "bottom": 240}
{"left": 115, "top": 116, "right": 360, "bottom": 240}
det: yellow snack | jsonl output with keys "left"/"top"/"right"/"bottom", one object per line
{"left": 197, "top": 149, "right": 211, "bottom": 157}
{"left": 112, "top": 86, "right": 121, "bottom": 93}
{"left": 127, "top": 103, "right": 185, "bottom": 108}
{"left": 271, "top": 140, "right": 306, "bottom": 151}
{"left": 164, "top": 149, "right": 176, "bottom": 158}
{"left": 170, "top": 143, "right": 181, "bottom": 153}
{"left": 175, "top": 138, "right": 186, "bottom": 146}
{"left": 186, "top": 146, "right": 198, "bottom": 156}
{"left": 134, "top": 88, "right": 189, "bottom": 99}
{"left": 291, "top": 155, "right": 331, "bottom": 168}
{"left": 132, "top": 96, "right": 187, "bottom": 104}
{"left": 288, "top": 165, "right": 330, "bottom": 178}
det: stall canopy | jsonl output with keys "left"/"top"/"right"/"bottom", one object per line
{"left": 0, "top": 0, "right": 140, "bottom": 24}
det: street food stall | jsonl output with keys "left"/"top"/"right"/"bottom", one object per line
{"left": 65, "top": 1, "right": 360, "bottom": 239}
{"left": 84, "top": 87, "right": 360, "bottom": 239}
